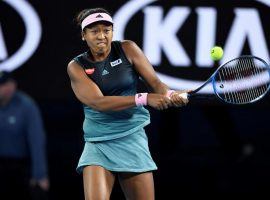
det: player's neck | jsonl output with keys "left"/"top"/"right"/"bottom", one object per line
{"left": 89, "top": 46, "right": 111, "bottom": 62}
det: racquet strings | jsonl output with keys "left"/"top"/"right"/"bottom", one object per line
{"left": 215, "top": 57, "right": 270, "bottom": 104}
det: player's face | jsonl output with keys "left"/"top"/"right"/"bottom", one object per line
{"left": 83, "top": 23, "right": 113, "bottom": 55}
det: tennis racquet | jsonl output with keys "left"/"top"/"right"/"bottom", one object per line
{"left": 179, "top": 55, "right": 270, "bottom": 104}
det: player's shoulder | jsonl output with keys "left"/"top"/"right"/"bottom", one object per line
{"left": 67, "top": 52, "right": 86, "bottom": 75}
{"left": 67, "top": 60, "right": 84, "bottom": 81}
{"left": 67, "top": 59, "right": 79, "bottom": 68}
{"left": 68, "top": 52, "right": 87, "bottom": 67}
{"left": 67, "top": 59, "right": 80, "bottom": 73}
{"left": 119, "top": 40, "right": 141, "bottom": 57}
{"left": 120, "top": 40, "right": 138, "bottom": 49}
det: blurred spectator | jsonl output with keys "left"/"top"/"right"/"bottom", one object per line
{"left": 0, "top": 71, "right": 49, "bottom": 200}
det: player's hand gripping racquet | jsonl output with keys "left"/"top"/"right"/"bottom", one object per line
{"left": 179, "top": 55, "right": 270, "bottom": 104}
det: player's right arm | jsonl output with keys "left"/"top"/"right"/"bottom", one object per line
{"left": 67, "top": 60, "right": 170, "bottom": 111}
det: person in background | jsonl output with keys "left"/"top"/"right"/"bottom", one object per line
{"left": 0, "top": 71, "right": 49, "bottom": 200}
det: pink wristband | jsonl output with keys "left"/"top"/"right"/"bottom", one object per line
{"left": 166, "top": 90, "right": 175, "bottom": 98}
{"left": 135, "top": 93, "right": 148, "bottom": 106}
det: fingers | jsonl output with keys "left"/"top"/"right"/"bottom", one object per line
{"left": 157, "top": 96, "right": 171, "bottom": 110}
{"left": 30, "top": 178, "right": 50, "bottom": 191}
{"left": 147, "top": 94, "right": 171, "bottom": 110}
{"left": 148, "top": 92, "right": 189, "bottom": 110}
{"left": 170, "top": 92, "right": 189, "bottom": 107}
{"left": 178, "top": 93, "right": 189, "bottom": 104}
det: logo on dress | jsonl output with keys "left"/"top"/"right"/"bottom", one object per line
{"left": 110, "top": 59, "right": 122, "bottom": 67}
{"left": 85, "top": 68, "right": 95, "bottom": 75}
{"left": 102, "top": 69, "right": 109, "bottom": 75}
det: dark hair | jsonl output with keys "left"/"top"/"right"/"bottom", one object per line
{"left": 75, "top": 8, "right": 112, "bottom": 29}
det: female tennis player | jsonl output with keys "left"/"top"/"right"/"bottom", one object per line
{"left": 67, "top": 7, "right": 188, "bottom": 200}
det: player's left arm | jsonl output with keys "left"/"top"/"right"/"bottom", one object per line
{"left": 121, "top": 40, "right": 188, "bottom": 106}
{"left": 121, "top": 40, "right": 168, "bottom": 95}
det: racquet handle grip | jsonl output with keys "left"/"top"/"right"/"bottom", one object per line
{"left": 178, "top": 92, "right": 189, "bottom": 100}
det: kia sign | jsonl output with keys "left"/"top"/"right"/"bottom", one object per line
{"left": 0, "top": 0, "right": 41, "bottom": 72}
{"left": 113, "top": 0, "right": 270, "bottom": 93}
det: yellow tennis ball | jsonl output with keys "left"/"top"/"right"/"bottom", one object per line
{"left": 210, "top": 46, "right": 223, "bottom": 61}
